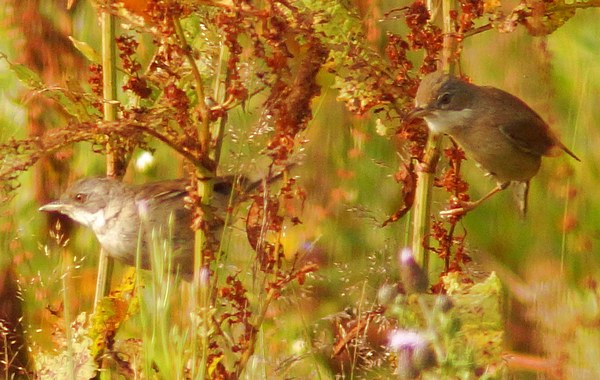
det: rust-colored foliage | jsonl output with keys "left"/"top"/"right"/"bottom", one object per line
{"left": 118, "top": 36, "right": 152, "bottom": 99}
{"left": 5, "top": 0, "right": 87, "bottom": 247}
{"left": 382, "top": 162, "right": 417, "bottom": 226}
{"left": 1, "top": 0, "right": 327, "bottom": 375}
{"left": 246, "top": 191, "right": 284, "bottom": 271}
{"left": 326, "top": 305, "right": 395, "bottom": 373}
{"left": 403, "top": 2, "right": 444, "bottom": 74}
{"left": 1, "top": 0, "right": 594, "bottom": 377}
{"left": 457, "top": 0, "right": 485, "bottom": 33}
{"left": 218, "top": 273, "right": 254, "bottom": 354}
{"left": 382, "top": 4, "right": 443, "bottom": 229}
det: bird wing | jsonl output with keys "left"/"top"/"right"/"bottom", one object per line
{"left": 135, "top": 179, "right": 188, "bottom": 203}
{"left": 499, "top": 119, "right": 580, "bottom": 161}
{"left": 133, "top": 180, "right": 192, "bottom": 257}
{"left": 485, "top": 86, "right": 579, "bottom": 160}
{"left": 498, "top": 118, "right": 557, "bottom": 157}
{"left": 484, "top": 87, "right": 556, "bottom": 157}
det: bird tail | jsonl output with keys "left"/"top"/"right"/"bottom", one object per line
{"left": 561, "top": 143, "right": 581, "bottom": 162}
{"left": 546, "top": 140, "right": 580, "bottom": 162}
{"left": 512, "top": 180, "right": 530, "bottom": 218}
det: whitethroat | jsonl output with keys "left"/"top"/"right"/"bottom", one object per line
{"left": 408, "top": 71, "right": 579, "bottom": 216}
{"left": 39, "top": 176, "right": 259, "bottom": 279}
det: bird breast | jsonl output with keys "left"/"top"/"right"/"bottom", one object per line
{"left": 450, "top": 122, "right": 542, "bottom": 183}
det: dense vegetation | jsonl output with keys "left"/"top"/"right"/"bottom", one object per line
{"left": 0, "top": 0, "right": 599, "bottom": 378}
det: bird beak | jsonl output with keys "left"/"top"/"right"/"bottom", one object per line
{"left": 39, "top": 201, "right": 68, "bottom": 213}
{"left": 39, "top": 200, "right": 94, "bottom": 227}
{"left": 405, "top": 106, "right": 429, "bottom": 122}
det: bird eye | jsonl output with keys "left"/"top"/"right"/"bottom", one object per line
{"left": 74, "top": 193, "right": 87, "bottom": 203}
{"left": 438, "top": 92, "right": 452, "bottom": 106}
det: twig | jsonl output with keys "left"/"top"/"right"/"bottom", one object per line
{"left": 172, "top": 16, "right": 212, "bottom": 170}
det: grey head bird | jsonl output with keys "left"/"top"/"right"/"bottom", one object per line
{"left": 39, "top": 177, "right": 250, "bottom": 278}
{"left": 408, "top": 71, "right": 579, "bottom": 216}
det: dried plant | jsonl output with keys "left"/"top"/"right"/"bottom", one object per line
{"left": 1, "top": 0, "right": 598, "bottom": 378}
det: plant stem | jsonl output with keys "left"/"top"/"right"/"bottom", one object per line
{"left": 236, "top": 288, "right": 277, "bottom": 378}
{"left": 411, "top": 0, "right": 458, "bottom": 273}
{"left": 172, "top": 16, "right": 211, "bottom": 163}
{"left": 94, "top": 0, "right": 118, "bottom": 310}
{"left": 171, "top": 15, "right": 218, "bottom": 380}
{"left": 441, "top": 0, "right": 459, "bottom": 74}
{"left": 411, "top": 135, "right": 441, "bottom": 272}
{"left": 417, "top": 296, "right": 446, "bottom": 362}
{"left": 62, "top": 248, "right": 76, "bottom": 380}
{"left": 213, "top": 43, "right": 230, "bottom": 167}
{"left": 93, "top": 4, "right": 119, "bottom": 378}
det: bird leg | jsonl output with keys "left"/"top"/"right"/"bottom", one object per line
{"left": 440, "top": 182, "right": 510, "bottom": 217}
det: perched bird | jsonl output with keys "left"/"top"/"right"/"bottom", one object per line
{"left": 39, "top": 176, "right": 255, "bottom": 278}
{"left": 408, "top": 71, "right": 579, "bottom": 216}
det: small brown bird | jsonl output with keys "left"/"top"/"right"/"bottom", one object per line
{"left": 408, "top": 71, "right": 579, "bottom": 216}
{"left": 39, "top": 176, "right": 255, "bottom": 279}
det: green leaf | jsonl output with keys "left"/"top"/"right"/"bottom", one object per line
{"left": 44, "top": 89, "right": 102, "bottom": 121}
{"left": 0, "top": 53, "right": 44, "bottom": 89}
{"left": 69, "top": 36, "right": 102, "bottom": 64}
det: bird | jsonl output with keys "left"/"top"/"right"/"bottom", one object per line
{"left": 408, "top": 71, "right": 579, "bottom": 216}
{"left": 39, "top": 176, "right": 258, "bottom": 279}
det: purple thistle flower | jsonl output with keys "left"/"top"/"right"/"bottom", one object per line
{"left": 388, "top": 329, "right": 436, "bottom": 379}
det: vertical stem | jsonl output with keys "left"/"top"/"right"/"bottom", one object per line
{"left": 172, "top": 16, "right": 211, "bottom": 159}
{"left": 94, "top": 2, "right": 117, "bottom": 311}
{"left": 441, "top": 0, "right": 459, "bottom": 74}
{"left": 62, "top": 249, "right": 75, "bottom": 380}
{"left": 411, "top": 135, "right": 441, "bottom": 272}
{"left": 213, "top": 42, "right": 230, "bottom": 167}
{"left": 191, "top": 176, "right": 213, "bottom": 380}
{"left": 171, "top": 15, "right": 215, "bottom": 380}
{"left": 411, "top": 0, "right": 458, "bottom": 271}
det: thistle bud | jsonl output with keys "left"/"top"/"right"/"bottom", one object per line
{"left": 399, "top": 248, "right": 428, "bottom": 294}
{"left": 435, "top": 294, "right": 454, "bottom": 313}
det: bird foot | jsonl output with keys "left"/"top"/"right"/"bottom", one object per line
{"left": 439, "top": 198, "right": 477, "bottom": 218}
{"left": 415, "top": 161, "right": 434, "bottom": 174}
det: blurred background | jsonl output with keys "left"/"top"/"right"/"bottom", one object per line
{"left": 0, "top": 0, "right": 599, "bottom": 378}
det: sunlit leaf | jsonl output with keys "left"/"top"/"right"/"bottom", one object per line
{"left": 68, "top": 36, "right": 102, "bottom": 64}
{"left": 0, "top": 54, "right": 44, "bottom": 89}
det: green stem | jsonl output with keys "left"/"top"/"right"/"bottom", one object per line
{"left": 172, "top": 16, "right": 211, "bottom": 162}
{"left": 171, "top": 16, "right": 217, "bottom": 380}
{"left": 411, "top": 135, "right": 442, "bottom": 272}
{"left": 213, "top": 43, "right": 230, "bottom": 167}
{"left": 411, "top": 0, "right": 458, "bottom": 272}
{"left": 94, "top": 1, "right": 117, "bottom": 311}
{"left": 191, "top": 175, "right": 215, "bottom": 380}
{"left": 236, "top": 288, "right": 277, "bottom": 378}
{"left": 417, "top": 296, "right": 446, "bottom": 362}
{"left": 93, "top": 5, "right": 119, "bottom": 378}
{"left": 441, "top": 0, "right": 459, "bottom": 74}
{"left": 62, "top": 249, "right": 75, "bottom": 380}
